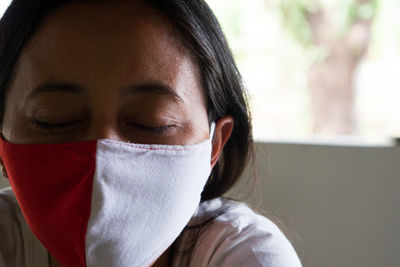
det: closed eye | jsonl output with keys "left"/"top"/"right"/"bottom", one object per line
{"left": 127, "top": 123, "right": 177, "bottom": 134}
{"left": 31, "top": 120, "right": 83, "bottom": 132}
{"left": 31, "top": 120, "right": 177, "bottom": 136}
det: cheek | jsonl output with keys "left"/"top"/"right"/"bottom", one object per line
{"left": 174, "top": 63, "right": 209, "bottom": 139}
{"left": 2, "top": 89, "right": 20, "bottom": 134}
{"left": 2, "top": 90, "right": 40, "bottom": 144}
{"left": 1, "top": 54, "right": 40, "bottom": 140}
{"left": 2, "top": 103, "right": 28, "bottom": 143}
{"left": 183, "top": 99, "right": 210, "bottom": 143}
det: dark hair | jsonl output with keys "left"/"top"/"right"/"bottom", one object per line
{"left": 0, "top": 0, "right": 254, "bottom": 261}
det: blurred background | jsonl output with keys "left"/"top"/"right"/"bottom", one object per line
{"left": 1, "top": 0, "right": 399, "bottom": 145}
{"left": 205, "top": 0, "right": 399, "bottom": 146}
{"left": 1, "top": 1, "right": 399, "bottom": 267}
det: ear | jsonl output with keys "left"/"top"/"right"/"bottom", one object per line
{"left": 210, "top": 115, "right": 234, "bottom": 168}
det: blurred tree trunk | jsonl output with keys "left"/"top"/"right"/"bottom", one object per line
{"left": 277, "top": 0, "right": 376, "bottom": 135}
{"left": 305, "top": 0, "right": 374, "bottom": 135}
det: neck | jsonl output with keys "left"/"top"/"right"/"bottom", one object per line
{"left": 50, "top": 247, "right": 172, "bottom": 267}
{"left": 150, "top": 247, "right": 172, "bottom": 267}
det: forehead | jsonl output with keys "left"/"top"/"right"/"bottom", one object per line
{"left": 13, "top": 1, "right": 201, "bottom": 99}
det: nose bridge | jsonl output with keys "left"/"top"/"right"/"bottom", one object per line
{"left": 86, "top": 122, "right": 121, "bottom": 141}
{"left": 83, "top": 108, "right": 123, "bottom": 141}
{"left": 82, "top": 88, "right": 125, "bottom": 141}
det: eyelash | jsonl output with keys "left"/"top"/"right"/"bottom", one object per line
{"left": 32, "top": 120, "right": 175, "bottom": 134}
{"left": 32, "top": 120, "right": 79, "bottom": 132}
{"left": 127, "top": 123, "right": 176, "bottom": 134}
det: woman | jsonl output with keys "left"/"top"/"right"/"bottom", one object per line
{"left": 0, "top": 0, "right": 302, "bottom": 266}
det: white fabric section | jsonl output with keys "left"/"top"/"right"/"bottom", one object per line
{"left": 85, "top": 138, "right": 212, "bottom": 267}
{"left": 172, "top": 197, "right": 302, "bottom": 267}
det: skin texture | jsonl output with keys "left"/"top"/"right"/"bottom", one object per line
{"left": 0, "top": 2, "right": 234, "bottom": 267}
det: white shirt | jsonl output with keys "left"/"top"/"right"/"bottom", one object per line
{"left": 0, "top": 187, "right": 301, "bottom": 266}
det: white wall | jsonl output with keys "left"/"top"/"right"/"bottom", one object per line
{"left": 1, "top": 142, "right": 399, "bottom": 266}
{"left": 227, "top": 142, "right": 400, "bottom": 267}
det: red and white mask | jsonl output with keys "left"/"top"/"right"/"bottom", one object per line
{"left": 0, "top": 124, "right": 214, "bottom": 267}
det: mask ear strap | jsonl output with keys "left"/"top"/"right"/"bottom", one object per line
{"left": 209, "top": 122, "right": 216, "bottom": 140}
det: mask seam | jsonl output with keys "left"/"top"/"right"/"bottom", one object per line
{"left": 100, "top": 140, "right": 210, "bottom": 151}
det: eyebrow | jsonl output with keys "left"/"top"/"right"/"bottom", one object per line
{"left": 28, "top": 82, "right": 184, "bottom": 103}
{"left": 28, "top": 82, "right": 83, "bottom": 97}
{"left": 121, "top": 83, "right": 184, "bottom": 103}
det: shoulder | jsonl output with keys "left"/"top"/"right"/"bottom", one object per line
{"left": 0, "top": 187, "right": 21, "bottom": 236}
{"left": 0, "top": 187, "right": 54, "bottom": 267}
{"left": 176, "top": 197, "right": 302, "bottom": 267}
{"left": 0, "top": 187, "right": 23, "bottom": 266}
{"left": 0, "top": 186, "right": 19, "bottom": 209}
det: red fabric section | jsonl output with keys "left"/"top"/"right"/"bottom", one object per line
{"left": 0, "top": 137, "right": 97, "bottom": 267}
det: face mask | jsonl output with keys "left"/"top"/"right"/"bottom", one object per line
{"left": 0, "top": 123, "right": 215, "bottom": 267}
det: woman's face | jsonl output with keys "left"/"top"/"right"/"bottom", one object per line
{"left": 1, "top": 2, "right": 211, "bottom": 146}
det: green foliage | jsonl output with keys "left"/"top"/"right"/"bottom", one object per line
{"left": 278, "top": 0, "right": 378, "bottom": 48}
{"left": 278, "top": 0, "right": 318, "bottom": 47}
{"left": 345, "top": 0, "right": 378, "bottom": 27}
